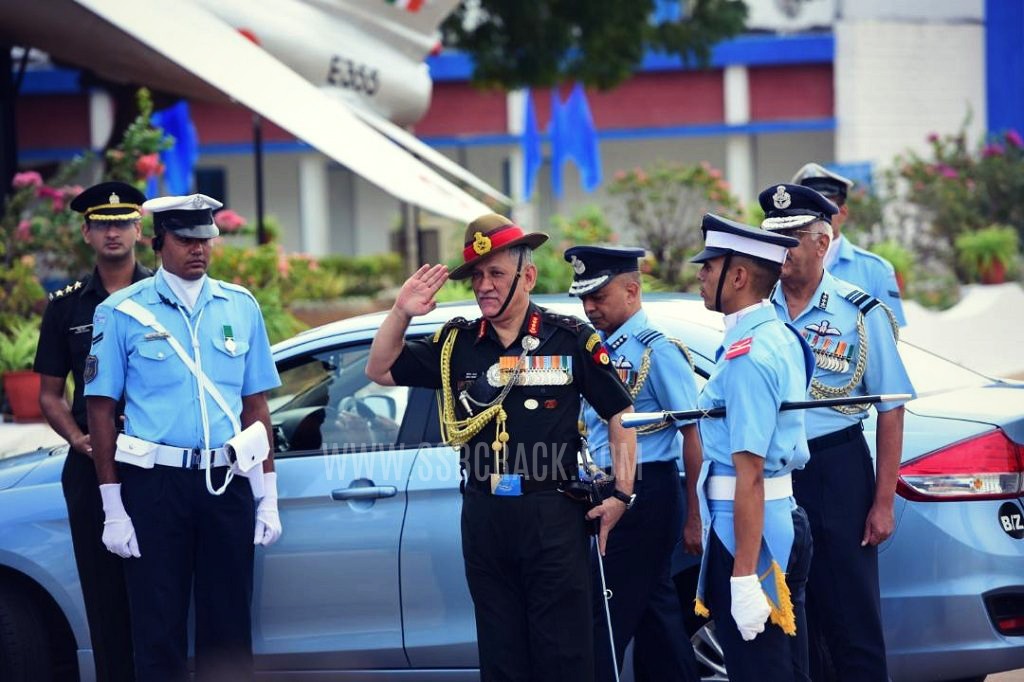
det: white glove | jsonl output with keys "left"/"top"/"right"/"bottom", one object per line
{"left": 99, "top": 483, "right": 141, "bottom": 559}
{"left": 254, "top": 472, "right": 282, "bottom": 546}
{"left": 730, "top": 574, "right": 771, "bottom": 641}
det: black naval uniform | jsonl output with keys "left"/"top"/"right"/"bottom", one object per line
{"left": 33, "top": 264, "right": 151, "bottom": 682}
{"left": 391, "top": 303, "right": 633, "bottom": 682}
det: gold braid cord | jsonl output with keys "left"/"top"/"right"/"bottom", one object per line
{"left": 436, "top": 328, "right": 519, "bottom": 465}
{"left": 809, "top": 312, "right": 870, "bottom": 414}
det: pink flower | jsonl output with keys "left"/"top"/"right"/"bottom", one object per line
{"left": 708, "top": 168, "right": 723, "bottom": 179}
{"left": 983, "top": 143, "right": 1005, "bottom": 158}
{"left": 937, "top": 164, "right": 958, "bottom": 179}
{"left": 135, "top": 153, "right": 164, "bottom": 179}
{"left": 12, "top": 171, "right": 43, "bottom": 190}
{"left": 15, "top": 220, "right": 31, "bottom": 242}
{"left": 613, "top": 170, "right": 626, "bottom": 182}
{"left": 62, "top": 184, "right": 84, "bottom": 199}
{"left": 926, "top": 132, "right": 940, "bottom": 144}
{"left": 36, "top": 185, "right": 65, "bottom": 211}
{"left": 1006, "top": 129, "right": 1023, "bottom": 148}
{"left": 214, "top": 209, "right": 247, "bottom": 233}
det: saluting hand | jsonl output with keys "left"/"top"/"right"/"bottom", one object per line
{"left": 395, "top": 264, "right": 449, "bottom": 318}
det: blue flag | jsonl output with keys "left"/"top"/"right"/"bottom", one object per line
{"left": 522, "top": 89, "right": 542, "bottom": 201}
{"left": 150, "top": 101, "right": 199, "bottom": 196}
{"left": 564, "top": 83, "right": 602, "bottom": 192}
{"left": 549, "top": 89, "right": 567, "bottom": 199}
{"left": 549, "top": 83, "right": 602, "bottom": 199}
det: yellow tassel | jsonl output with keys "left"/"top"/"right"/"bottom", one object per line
{"left": 694, "top": 598, "right": 710, "bottom": 618}
{"left": 759, "top": 560, "right": 796, "bottom": 636}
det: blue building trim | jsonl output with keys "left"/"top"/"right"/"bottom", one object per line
{"left": 428, "top": 33, "right": 834, "bottom": 82}
{"left": 986, "top": 0, "right": 1024, "bottom": 135}
{"left": 20, "top": 118, "right": 834, "bottom": 161}
{"left": 17, "top": 67, "right": 80, "bottom": 95}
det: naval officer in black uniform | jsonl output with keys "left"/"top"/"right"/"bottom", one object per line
{"left": 34, "top": 181, "right": 151, "bottom": 681}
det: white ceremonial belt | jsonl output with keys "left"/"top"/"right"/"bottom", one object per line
{"left": 706, "top": 474, "right": 793, "bottom": 501}
{"left": 152, "top": 443, "right": 230, "bottom": 469}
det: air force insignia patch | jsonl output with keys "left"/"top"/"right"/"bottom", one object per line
{"left": 84, "top": 355, "right": 98, "bottom": 383}
{"left": 772, "top": 185, "right": 792, "bottom": 209}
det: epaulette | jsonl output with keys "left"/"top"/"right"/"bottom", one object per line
{"left": 432, "top": 316, "right": 474, "bottom": 343}
{"left": 543, "top": 311, "right": 585, "bottom": 331}
{"left": 635, "top": 329, "right": 665, "bottom": 347}
{"left": 725, "top": 336, "right": 754, "bottom": 360}
{"left": 842, "top": 288, "right": 882, "bottom": 316}
{"left": 48, "top": 280, "right": 84, "bottom": 301}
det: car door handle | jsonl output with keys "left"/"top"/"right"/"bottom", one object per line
{"left": 331, "top": 486, "right": 398, "bottom": 501}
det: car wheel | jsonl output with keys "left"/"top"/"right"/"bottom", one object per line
{"left": 691, "top": 621, "right": 729, "bottom": 681}
{"left": 0, "top": 581, "right": 53, "bottom": 681}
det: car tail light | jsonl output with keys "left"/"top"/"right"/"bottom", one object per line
{"left": 897, "top": 429, "right": 1024, "bottom": 502}
{"left": 985, "top": 592, "right": 1024, "bottom": 636}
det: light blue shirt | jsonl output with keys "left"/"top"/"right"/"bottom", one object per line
{"left": 583, "top": 309, "right": 698, "bottom": 467}
{"left": 85, "top": 268, "right": 281, "bottom": 448}
{"left": 772, "top": 270, "right": 916, "bottom": 440}
{"left": 828, "top": 235, "right": 907, "bottom": 327}
{"left": 694, "top": 303, "right": 813, "bottom": 614}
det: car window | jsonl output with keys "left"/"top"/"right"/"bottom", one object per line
{"left": 898, "top": 341, "right": 990, "bottom": 394}
{"left": 268, "top": 345, "right": 410, "bottom": 456}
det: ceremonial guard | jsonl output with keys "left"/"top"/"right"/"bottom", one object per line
{"left": 366, "top": 214, "right": 636, "bottom": 682}
{"left": 34, "top": 181, "right": 151, "bottom": 681}
{"left": 563, "top": 245, "right": 701, "bottom": 682}
{"left": 690, "top": 214, "right": 815, "bottom": 682}
{"left": 85, "top": 194, "right": 282, "bottom": 682}
{"left": 761, "top": 183, "right": 916, "bottom": 682}
{"left": 792, "top": 163, "right": 907, "bottom": 326}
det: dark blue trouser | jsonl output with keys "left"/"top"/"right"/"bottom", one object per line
{"left": 794, "top": 426, "right": 888, "bottom": 682}
{"left": 462, "top": 487, "right": 593, "bottom": 682}
{"left": 120, "top": 464, "right": 255, "bottom": 682}
{"left": 592, "top": 461, "right": 699, "bottom": 682}
{"left": 706, "top": 507, "right": 813, "bottom": 682}
{"left": 63, "top": 448, "right": 135, "bottom": 682}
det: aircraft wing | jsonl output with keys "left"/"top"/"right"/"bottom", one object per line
{"left": 7, "top": 0, "right": 493, "bottom": 224}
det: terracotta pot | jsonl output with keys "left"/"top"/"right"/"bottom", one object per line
{"left": 2, "top": 370, "right": 43, "bottom": 422}
{"left": 895, "top": 272, "right": 906, "bottom": 294}
{"left": 980, "top": 260, "right": 1007, "bottom": 285}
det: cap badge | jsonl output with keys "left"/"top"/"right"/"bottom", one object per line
{"left": 472, "top": 231, "right": 492, "bottom": 256}
{"left": 109, "top": 192, "right": 120, "bottom": 204}
{"left": 192, "top": 195, "right": 205, "bottom": 208}
{"left": 773, "top": 185, "right": 791, "bottom": 209}
{"left": 571, "top": 255, "right": 586, "bottom": 275}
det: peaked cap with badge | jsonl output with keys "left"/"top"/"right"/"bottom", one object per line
{"left": 70, "top": 181, "right": 146, "bottom": 222}
{"left": 759, "top": 183, "right": 838, "bottom": 232}
{"left": 449, "top": 213, "right": 548, "bottom": 280}
{"left": 563, "top": 244, "right": 645, "bottom": 296}
{"left": 791, "top": 162, "right": 854, "bottom": 202}
{"left": 143, "top": 193, "right": 223, "bottom": 241}
{"left": 691, "top": 213, "right": 798, "bottom": 265}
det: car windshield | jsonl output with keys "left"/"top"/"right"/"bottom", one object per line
{"left": 898, "top": 341, "right": 993, "bottom": 395}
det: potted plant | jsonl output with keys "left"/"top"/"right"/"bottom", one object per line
{"left": 954, "top": 225, "right": 1020, "bottom": 284}
{"left": 869, "top": 240, "right": 914, "bottom": 293}
{"left": 0, "top": 319, "right": 42, "bottom": 422}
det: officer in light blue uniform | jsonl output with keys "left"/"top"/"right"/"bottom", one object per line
{"left": 564, "top": 245, "right": 701, "bottom": 682}
{"left": 792, "top": 163, "right": 907, "bottom": 326}
{"left": 85, "top": 194, "right": 282, "bottom": 682}
{"left": 762, "top": 183, "right": 916, "bottom": 682}
{"left": 690, "top": 214, "right": 815, "bottom": 682}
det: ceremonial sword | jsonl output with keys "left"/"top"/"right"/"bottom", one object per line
{"left": 620, "top": 394, "right": 913, "bottom": 429}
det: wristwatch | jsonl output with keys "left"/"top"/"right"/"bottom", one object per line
{"left": 610, "top": 489, "right": 636, "bottom": 510}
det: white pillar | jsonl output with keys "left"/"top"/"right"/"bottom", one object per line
{"left": 506, "top": 89, "right": 538, "bottom": 229}
{"left": 723, "top": 65, "right": 754, "bottom": 204}
{"left": 298, "top": 154, "right": 330, "bottom": 256}
{"left": 88, "top": 89, "right": 115, "bottom": 151}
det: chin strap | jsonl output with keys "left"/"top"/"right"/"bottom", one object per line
{"left": 713, "top": 253, "right": 734, "bottom": 313}
{"left": 487, "top": 249, "right": 526, "bottom": 320}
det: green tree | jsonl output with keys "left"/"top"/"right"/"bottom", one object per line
{"left": 441, "top": 0, "right": 748, "bottom": 90}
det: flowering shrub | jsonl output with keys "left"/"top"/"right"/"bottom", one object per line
{"left": 214, "top": 209, "right": 249, "bottom": 234}
{"left": 607, "top": 161, "right": 743, "bottom": 288}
